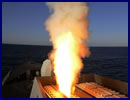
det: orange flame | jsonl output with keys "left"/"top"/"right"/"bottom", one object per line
{"left": 45, "top": 2, "right": 90, "bottom": 97}
{"left": 49, "top": 31, "right": 89, "bottom": 97}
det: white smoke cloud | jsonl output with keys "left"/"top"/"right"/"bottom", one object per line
{"left": 45, "top": 2, "right": 89, "bottom": 50}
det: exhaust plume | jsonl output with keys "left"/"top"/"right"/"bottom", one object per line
{"left": 45, "top": 2, "right": 90, "bottom": 97}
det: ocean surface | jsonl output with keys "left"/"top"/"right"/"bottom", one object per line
{"left": 2, "top": 44, "right": 128, "bottom": 82}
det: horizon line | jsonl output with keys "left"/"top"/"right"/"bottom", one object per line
{"left": 2, "top": 43, "right": 128, "bottom": 47}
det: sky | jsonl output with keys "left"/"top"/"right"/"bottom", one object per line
{"left": 2, "top": 2, "right": 128, "bottom": 46}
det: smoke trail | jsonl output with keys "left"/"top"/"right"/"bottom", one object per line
{"left": 45, "top": 2, "right": 90, "bottom": 97}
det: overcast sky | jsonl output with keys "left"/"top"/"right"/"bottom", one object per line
{"left": 2, "top": 2, "right": 128, "bottom": 46}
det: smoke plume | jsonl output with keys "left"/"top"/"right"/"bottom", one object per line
{"left": 45, "top": 2, "right": 90, "bottom": 97}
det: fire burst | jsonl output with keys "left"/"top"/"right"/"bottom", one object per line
{"left": 54, "top": 32, "right": 83, "bottom": 97}
{"left": 45, "top": 2, "right": 90, "bottom": 97}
